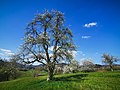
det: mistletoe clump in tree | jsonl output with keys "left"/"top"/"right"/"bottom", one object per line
{"left": 20, "top": 10, "right": 76, "bottom": 81}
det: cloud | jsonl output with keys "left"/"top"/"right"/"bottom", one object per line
{"left": 84, "top": 22, "right": 97, "bottom": 28}
{"left": 65, "top": 50, "right": 78, "bottom": 58}
{"left": 48, "top": 46, "right": 54, "bottom": 51}
{"left": 69, "top": 51, "right": 85, "bottom": 58}
{"left": 80, "top": 52, "right": 85, "bottom": 56}
{"left": 81, "top": 36, "right": 91, "bottom": 39}
{"left": 71, "top": 51, "right": 77, "bottom": 58}
{"left": 78, "top": 51, "right": 85, "bottom": 57}
{"left": 0, "top": 48, "right": 14, "bottom": 57}
{"left": 0, "top": 53, "right": 4, "bottom": 56}
{"left": 0, "top": 48, "right": 11, "bottom": 53}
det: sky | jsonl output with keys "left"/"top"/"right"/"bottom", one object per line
{"left": 0, "top": 0, "right": 120, "bottom": 64}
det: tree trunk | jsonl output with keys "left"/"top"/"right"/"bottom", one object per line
{"left": 6, "top": 74, "right": 9, "bottom": 81}
{"left": 110, "top": 64, "right": 113, "bottom": 71}
{"left": 47, "top": 65, "right": 55, "bottom": 81}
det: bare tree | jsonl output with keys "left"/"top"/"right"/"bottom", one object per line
{"left": 20, "top": 10, "right": 76, "bottom": 81}
{"left": 102, "top": 53, "right": 119, "bottom": 71}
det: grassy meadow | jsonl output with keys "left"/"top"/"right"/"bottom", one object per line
{"left": 0, "top": 71, "right": 120, "bottom": 90}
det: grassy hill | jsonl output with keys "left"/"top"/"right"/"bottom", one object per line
{"left": 0, "top": 71, "right": 120, "bottom": 90}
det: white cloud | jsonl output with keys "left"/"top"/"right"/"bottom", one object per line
{"left": 48, "top": 46, "right": 54, "bottom": 51}
{"left": 0, "top": 48, "right": 11, "bottom": 53}
{"left": 0, "top": 53, "right": 4, "bottom": 56}
{"left": 0, "top": 48, "right": 14, "bottom": 57}
{"left": 71, "top": 51, "right": 77, "bottom": 58}
{"left": 84, "top": 22, "right": 97, "bottom": 28}
{"left": 81, "top": 36, "right": 91, "bottom": 39}
{"left": 78, "top": 51, "right": 85, "bottom": 57}
{"left": 7, "top": 52, "right": 14, "bottom": 56}
{"left": 67, "top": 50, "right": 78, "bottom": 58}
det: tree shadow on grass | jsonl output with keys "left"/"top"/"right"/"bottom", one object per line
{"left": 53, "top": 74, "right": 88, "bottom": 82}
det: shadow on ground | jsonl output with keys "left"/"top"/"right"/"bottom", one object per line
{"left": 54, "top": 74, "right": 88, "bottom": 82}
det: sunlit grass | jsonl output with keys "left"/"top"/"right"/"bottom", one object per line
{"left": 0, "top": 71, "right": 120, "bottom": 90}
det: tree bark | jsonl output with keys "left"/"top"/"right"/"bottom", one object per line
{"left": 47, "top": 65, "right": 55, "bottom": 81}
{"left": 110, "top": 64, "right": 113, "bottom": 71}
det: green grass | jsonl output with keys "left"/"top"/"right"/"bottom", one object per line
{"left": 0, "top": 71, "right": 120, "bottom": 90}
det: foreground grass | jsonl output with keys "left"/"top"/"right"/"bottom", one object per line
{"left": 0, "top": 71, "right": 120, "bottom": 90}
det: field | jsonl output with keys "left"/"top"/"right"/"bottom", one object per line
{"left": 0, "top": 71, "right": 120, "bottom": 90}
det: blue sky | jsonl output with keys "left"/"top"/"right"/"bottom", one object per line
{"left": 0, "top": 0, "right": 120, "bottom": 64}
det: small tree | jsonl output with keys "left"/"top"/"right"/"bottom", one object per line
{"left": 82, "top": 59, "right": 94, "bottom": 67}
{"left": 102, "top": 53, "right": 119, "bottom": 71}
{"left": 63, "top": 60, "right": 79, "bottom": 73}
{"left": 69, "top": 60, "right": 79, "bottom": 73}
{"left": 63, "top": 65, "right": 71, "bottom": 74}
{"left": 20, "top": 10, "right": 76, "bottom": 81}
{"left": 80, "top": 58, "right": 94, "bottom": 72}
{"left": 9, "top": 54, "right": 22, "bottom": 79}
{"left": 0, "top": 57, "right": 20, "bottom": 81}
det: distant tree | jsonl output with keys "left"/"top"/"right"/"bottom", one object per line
{"left": 54, "top": 66, "right": 63, "bottom": 74}
{"left": 63, "top": 65, "right": 71, "bottom": 74}
{"left": 0, "top": 55, "right": 21, "bottom": 82}
{"left": 79, "top": 58, "right": 94, "bottom": 72}
{"left": 3, "top": 61, "right": 18, "bottom": 80}
{"left": 20, "top": 10, "right": 76, "bottom": 81}
{"left": 63, "top": 60, "right": 79, "bottom": 74}
{"left": 0, "top": 60, "right": 13, "bottom": 81}
{"left": 9, "top": 54, "right": 22, "bottom": 78}
{"left": 82, "top": 59, "right": 94, "bottom": 67}
{"left": 32, "top": 67, "right": 41, "bottom": 77}
{"left": 69, "top": 60, "right": 79, "bottom": 73}
{"left": 102, "top": 53, "right": 119, "bottom": 71}
{"left": 0, "top": 58, "right": 5, "bottom": 67}
{"left": 10, "top": 54, "right": 21, "bottom": 67}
